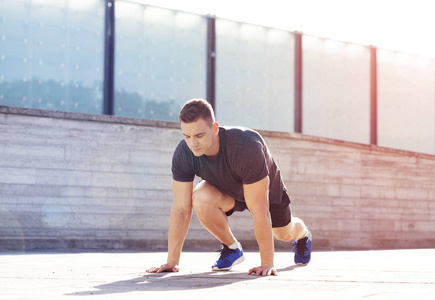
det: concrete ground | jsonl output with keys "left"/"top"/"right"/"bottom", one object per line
{"left": 0, "top": 249, "right": 434, "bottom": 299}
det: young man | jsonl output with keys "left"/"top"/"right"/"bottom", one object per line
{"left": 147, "top": 99, "right": 311, "bottom": 276}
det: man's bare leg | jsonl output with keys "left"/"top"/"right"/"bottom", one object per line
{"left": 272, "top": 216, "right": 307, "bottom": 242}
{"left": 192, "top": 181, "right": 236, "bottom": 246}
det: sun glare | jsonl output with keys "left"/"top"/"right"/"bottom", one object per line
{"left": 136, "top": 0, "right": 435, "bottom": 58}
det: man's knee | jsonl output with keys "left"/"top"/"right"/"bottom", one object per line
{"left": 192, "top": 181, "right": 216, "bottom": 211}
{"left": 192, "top": 181, "right": 235, "bottom": 215}
{"left": 273, "top": 217, "right": 306, "bottom": 241}
{"left": 273, "top": 225, "right": 293, "bottom": 242}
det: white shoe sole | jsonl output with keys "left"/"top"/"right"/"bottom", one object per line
{"left": 212, "top": 255, "right": 245, "bottom": 271}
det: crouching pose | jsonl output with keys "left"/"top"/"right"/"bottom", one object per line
{"left": 147, "top": 99, "right": 311, "bottom": 276}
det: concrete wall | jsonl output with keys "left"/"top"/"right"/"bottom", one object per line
{"left": 1, "top": 106, "right": 434, "bottom": 251}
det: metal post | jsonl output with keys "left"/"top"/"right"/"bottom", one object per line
{"left": 103, "top": 0, "right": 115, "bottom": 115}
{"left": 294, "top": 32, "right": 303, "bottom": 133}
{"left": 370, "top": 46, "right": 378, "bottom": 145}
{"left": 206, "top": 15, "right": 216, "bottom": 111}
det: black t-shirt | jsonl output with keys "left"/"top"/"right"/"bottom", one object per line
{"left": 171, "top": 126, "right": 288, "bottom": 204}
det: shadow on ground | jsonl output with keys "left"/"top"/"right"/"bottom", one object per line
{"left": 68, "top": 265, "right": 305, "bottom": 296}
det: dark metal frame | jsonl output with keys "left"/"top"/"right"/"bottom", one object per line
{"left": 294, "top": 32, "right": 303, "bottom": 133}
{"left": 370, "top": 46, "right": 378, "bottom": 145}
{"left": 103, "top": 0, "right": 115, "bottom": 115}
{"left": 206, "top": 15, "right": 216, "bottom": 111}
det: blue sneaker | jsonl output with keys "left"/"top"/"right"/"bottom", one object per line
{"left": 212, "top": 243, "right": 245, "bottom": 271}
{"left": 294, "top": 228, "right": 312, "bottom": 265}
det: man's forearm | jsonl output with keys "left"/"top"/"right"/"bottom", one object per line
{"left": 243, "top": 176, "right": 274, "bottom": 267}
{"left": 167, "top": 209, "right": 192, "bottom": 264}
{"left": 252, "top": 211, "right": 275, "bottom": 267}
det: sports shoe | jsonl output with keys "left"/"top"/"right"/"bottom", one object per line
{"left": 212, "top": 243, "right": 245, "bottom": 271}
{"left": 293, "top": 228, "right": 312, "bottom": 265}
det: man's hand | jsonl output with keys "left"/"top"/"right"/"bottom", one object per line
{"left": 248, "top": 265, "right": 277, "bottom": 276}
{"left": 146, "top": 262, "right": 179, "bottom": 273}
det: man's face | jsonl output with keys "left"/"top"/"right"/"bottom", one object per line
{"left": 180, "top": 118, "right": 219, "bottom": 157}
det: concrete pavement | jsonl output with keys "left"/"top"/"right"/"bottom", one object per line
{"left": 1, "top": 249, "right": 434, "bottom": 299}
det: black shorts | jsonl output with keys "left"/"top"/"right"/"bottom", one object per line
{"left": 225, "top": 191, "right": 291, "bottom": 228}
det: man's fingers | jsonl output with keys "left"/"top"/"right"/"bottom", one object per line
{"left": 248, "top": 266, "right": 278, "bottom": 276}
{"left": 146, "top": 266, "right": 159, "bottom": 273}
{"left": 157, "top": 266, "right": 169, "bottom": 273}
{"left": 267, "top": 268, "right": 277, "bottom": 276}
{"left": 171, "top": 266, "right": 179, "bottom": 272}
{"left": 146, "top": 263, "right": 179, "bottom": 273}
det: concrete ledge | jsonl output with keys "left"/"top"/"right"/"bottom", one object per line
{"left": 2, "top": 105, "right": 433, "bottom": 159}
{"left": 0, "top": 105, "right": 180, "bottom": 129}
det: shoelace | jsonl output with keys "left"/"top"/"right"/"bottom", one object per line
{"left": 294, "top": 237, "right": 308, "bottom": 255}
{"left": 216, "top": 245, "right": 237, "bottom": 260}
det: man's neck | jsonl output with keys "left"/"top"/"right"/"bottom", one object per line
{"left": 205, "top": 133, "right": 220, "bottom": 161}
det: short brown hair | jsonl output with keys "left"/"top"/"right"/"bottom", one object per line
{"left": 178, "top": 99, "right": 215, "bottom": 126}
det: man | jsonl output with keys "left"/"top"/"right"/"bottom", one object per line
{"left": 147, "top": 99, "right": 311, "bottom": 276}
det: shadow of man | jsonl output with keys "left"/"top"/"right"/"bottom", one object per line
{"left": 68, "top": 265, "right": 305, "bottom": 296}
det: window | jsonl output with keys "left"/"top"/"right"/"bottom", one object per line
{"left": 114, "top": 2, "right": 207, "bottom": 121}
{"left": 0, "top": 0, "right": 105, "bottom": 113}
{"left": 215, "top": 19, "right": 294, "bottom": 132}
{"left": 303, "top": 36, "right": 370, "bottom": 144}
{"left": 377, "top": 50, "right": 435, "bottom": 154}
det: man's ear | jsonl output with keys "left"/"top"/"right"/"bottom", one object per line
{"left": 212, "top": 122, "right": 219, "bottom": 135}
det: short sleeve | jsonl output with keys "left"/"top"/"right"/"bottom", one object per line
{"left": 171, "top": 141, "right": 195, "bottom": 182}
{"left": 235, "top": 141, "right": 269, "bottom": 185}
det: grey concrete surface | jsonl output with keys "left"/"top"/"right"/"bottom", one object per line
{"left": 3, "top": 107, "right": 435, "bottom": 252}
{"left": 0, "top": 249, "right": 434, "bottom": 299}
